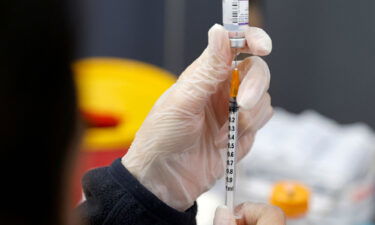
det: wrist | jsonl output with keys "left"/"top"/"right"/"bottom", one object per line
{"left": 121, "top": 154, "right": 195, "bottom": 211}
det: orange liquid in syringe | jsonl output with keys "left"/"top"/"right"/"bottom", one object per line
{"left": 230, "top": 68, "right": 240, "bottom": 98}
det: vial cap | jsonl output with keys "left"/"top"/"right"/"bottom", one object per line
{"left": 270, "top": 181, "right": 310, "bottom": 219}
{"left": 230, "top": 38, "right": 246, "bottom": 48}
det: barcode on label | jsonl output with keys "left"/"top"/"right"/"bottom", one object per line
{"left": 232, "top": 0, "right": 239, "bottom": 24}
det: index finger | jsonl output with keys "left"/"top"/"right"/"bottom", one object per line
{"left": 236, "top": 27, "right": 273, "bottom": 56}
{"left": 236, "top": 56, "right": 271, "bottom": 110}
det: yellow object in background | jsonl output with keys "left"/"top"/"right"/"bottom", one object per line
{"left": 74, "top": 58, "right": 176, "bottom": 151}
{"left": 270, "top": 181, "right": 310, "bottom": 219}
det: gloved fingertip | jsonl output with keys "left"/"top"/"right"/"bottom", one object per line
{"left": 245, "top": 27, "right": 273, "bottom": 56}
{"left": 237, "top": 57, "right": 270, "bottom": 110}
{"left": 238, "top": 97, "right": 256, "bottom": 110}
{"left": 237, "top": 87, "right": 263, "bottom": 110}
{"left": 214, "top": 205, "right": 236, "bottom": 225}
{"left": 257, "top": 37, "right": 272, "bottom": 56}
{"left": 208, "top": 24, "right": 227, "bottom": 37}
{"left": 211, "top": 23, "right": 225, "bottom": 30}
{"left": 208, "top": 24, "right": 229, "bottom": 49}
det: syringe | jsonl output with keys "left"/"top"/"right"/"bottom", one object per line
{"left": 225, "top": 51, "right": 240, "bottom": 212}
{"left": 222, "top": 0, "right": 248, "bottom": 213}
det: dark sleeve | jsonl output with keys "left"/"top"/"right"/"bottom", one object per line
{"left": 77, "top": 159, "right": 197, "bottom": 225}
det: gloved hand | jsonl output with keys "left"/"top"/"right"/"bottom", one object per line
{"left": 213, "top": 203, "right": 285, "bottom": 225}
{"left": 122, "top": 24, "right": 273, "bottom": 211}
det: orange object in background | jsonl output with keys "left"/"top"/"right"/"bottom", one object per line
{"left": 71, "top": 58, "right": 176, "bottom": 205}
{"left": 270, "top": 181, "right": 310, "bottom": 219}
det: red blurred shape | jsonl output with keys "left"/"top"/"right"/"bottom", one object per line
{"left": 82, "top": 111, "right": 121, "bottom": 127}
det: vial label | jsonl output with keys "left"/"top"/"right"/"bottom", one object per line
{"left": 223, "top": 0, "right": 249, "bottom": 26}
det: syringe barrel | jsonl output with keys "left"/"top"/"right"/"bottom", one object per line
{"left": 225, "top": 98, "right": 239, "bottom": 211}
{"left": 222, "top": 0, "right": 249, "bottom": 48}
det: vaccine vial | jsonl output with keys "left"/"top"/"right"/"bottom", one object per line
{"left": 222, "top": 0, "right": 249, "bottom": 48}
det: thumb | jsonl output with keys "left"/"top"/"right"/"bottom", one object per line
{"left": 213, "top": 206, "right": 237, "bottom": 225}
{"left": 171, "top": 24, "right": 232, "bottom": 113}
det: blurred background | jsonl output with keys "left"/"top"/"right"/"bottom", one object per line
{"left": 71, "top": 0, "right": 375, "bottom": 127}
{"left": 67, "top": 0, "right": 375, "bottom": 225}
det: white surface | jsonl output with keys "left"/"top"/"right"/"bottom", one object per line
{"left": 197, "top": 108, "right": 375, "bottom": 225}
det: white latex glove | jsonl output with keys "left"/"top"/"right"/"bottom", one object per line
{"left": 122, "top": 24, "right": 273, "bottom": 211}
{"left": 213, "top": 203, "right": 286, "bottom": 225}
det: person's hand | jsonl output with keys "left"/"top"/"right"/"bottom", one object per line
{"left": 122, "top": 24, "right": 273, "bottom": 211}
{"left": 214, "top": 203, "right": 286, "bottom": 225}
